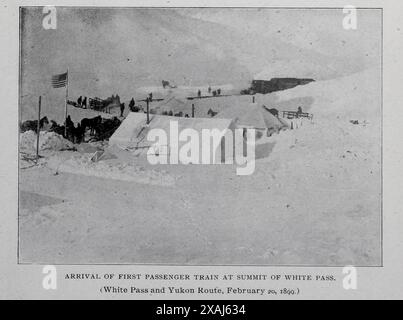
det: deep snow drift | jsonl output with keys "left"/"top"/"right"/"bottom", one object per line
{"left": 20, "top": 130, "right": 74, "bottom": 154}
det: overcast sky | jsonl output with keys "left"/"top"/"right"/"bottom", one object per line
{"left": 20, "top": 7, "right": 381, "bottom": 121}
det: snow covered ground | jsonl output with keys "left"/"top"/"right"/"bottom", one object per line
{"left": 19, "top": 68, "right": 381, "bottom": 265}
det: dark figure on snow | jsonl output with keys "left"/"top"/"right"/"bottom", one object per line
{"left": 208, "top": 86, "right": 211, "bottom": 94}
{"left": 82, "top": 97, "right": 87, "bottom": 109}
{"left": 73, "top": 123, "right": 85, "bottom": 143}
{"left": 207, "top": 108, "right": 218, "bottom": 117}
{"left": 81, "top": 115, "right": 102, "bottom": 136}
{"left": 77, "top": 96, "right": 82, "bottom": 107}
{"left": 65, "top": 115, "right": 74, "bottom": 129}
{"left": 129, "top": 98, "right": 135, "bottom": 111}
{"left": 149, "top": 93, "right": 153, "bottom": 102}
{"left": 49, "top": 120, "right": 65, "bottom": 136}
{"left": 297, "top": 106, "right": 303, "bottom": 117}
{"left": 20, "top": 116, "right": 49, "bottom": 133}
{"left": 120, "top": 103, "right": 125, "bottom": 117}
{"left": 217, "top": 88, "right": 221, "bottom": 95}
{"left": 64, "top": 115, "right": 75, "bottom": 141}
{"left": 198, "top": 90, "right": 201, "bottom": 98}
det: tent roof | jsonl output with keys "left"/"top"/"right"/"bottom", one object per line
{"left": 153, "top": 94, "right": 191, "bottom": 113}
{"left": 155, "top": 96, "right": 187, "bottom": 108}
{"left": 216, "top": 103, "right": 286, "bottom": 129}
{"left": 109, "top": 112, "right": 235, "bottom": 150}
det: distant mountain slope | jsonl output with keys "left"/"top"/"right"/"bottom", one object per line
{"left": 20, "top": 8, "right": 380, "bottom": 122}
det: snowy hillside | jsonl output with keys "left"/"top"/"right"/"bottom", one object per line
{"left": 269, "top": 67, "right": 381, "bottom": 120}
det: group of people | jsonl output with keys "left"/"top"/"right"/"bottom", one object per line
{"left": 119, "top": 97, "right": 142, "bottom": 117}
{"left": 76, "top": 96, "right": 88, "bottom": 108}
{"left": 63, "top": 116, "right": 85, "bottom": 143}
{"left": 197, "top": 87, "right": 222, "bottom": 98}
{"left": 128, "top": 97, "right": 142, "bottom": 113}
{"left": 160, "top": 110, "right": 190, "bottom": 117}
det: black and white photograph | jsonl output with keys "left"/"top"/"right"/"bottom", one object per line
{"left": 18, "top": 6, "right": 382, "bottom": 266}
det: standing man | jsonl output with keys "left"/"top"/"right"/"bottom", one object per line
{"left": 297, "top": 106, "right": 303, "bottom": 116}
{"left": 120, "top": 102, "right": 125, "bottom": 117}
{"left": 129, "top": 98, "right": 135, "bottom": 111}
{"left": 82, "top": 96, "right": 87, "bottom": 109}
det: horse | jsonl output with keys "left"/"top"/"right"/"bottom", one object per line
{"left": 68, "top": 123, "right": 84, "bottom": 143}
{"left": 20, "top": 116, "right": 49, "bottom": 133}
{"left": 162, "top": 80, "right": 170, "bottom": 88}
{"left": 207, "top": 108, "right": 218, "bottom": 117}
{"left": 49, "top": 121, "right": 65, "bottom": 137}
{"left": 162, "top": 80, "right": 176, "bottom": 89}
{"left": 94, "top": 117, "right": 121, "bottom": 140}
{"left": 49, "top": 120, "right": 58, "bottom": 130}
{"left": 174, "top": 111, "right": 183, "bottom": 117}
{"left": 81, "top": 116, "right": 102, "bottom": 136}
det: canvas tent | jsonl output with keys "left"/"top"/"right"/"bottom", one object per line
{"left": 109, "top": 112, "right": 236, "bottom": 163}
{"left": 216, "top": 103, "right": 288, "bottom": 159}
{"left": 152, "top": 95, "right": 191, "bottom": 115}
{"left": 216, "top": 103, "right": 287, "bottom": 132}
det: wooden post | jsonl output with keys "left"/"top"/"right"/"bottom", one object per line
{"left": 252, "top": 96, "right": 255, "bottom": 103}
{"left": 64, "top": 69, "right": 69, "bottom": 138}
{"left": 36, "top": 96, "right": 41, "bottom": 162}
{"left": 192, "top": 103, "right": 195, "bottom": 118}
{"left": 146, "top": 98, "right": 150, "bottom": 124}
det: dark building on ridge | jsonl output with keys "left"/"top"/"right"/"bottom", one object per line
{"left": 249, "top": 78, "right": 315, "bottom": 94}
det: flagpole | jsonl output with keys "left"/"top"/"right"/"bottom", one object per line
{"left": 64, "top": 69, "right": 69, "bottom": 137}
{"left": 36, "top": 96, "right": 41, "bottom": 162}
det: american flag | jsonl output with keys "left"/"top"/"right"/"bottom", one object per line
{"left": 51, "top": 72, "right": 68, "bottom": 88}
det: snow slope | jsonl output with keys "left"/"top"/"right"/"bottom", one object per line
{"left": 271, "top": 67, "right": 382, "bottom": 120}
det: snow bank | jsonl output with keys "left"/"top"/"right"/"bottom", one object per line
{"left": 46, "top": 153, "right": 175, "bottom": 187}
{"left": 258, "top": 67, "right": 381, "bottom": 208}
{"left": 262, "top": 117, "right": 380, "bottom": 200}
{"left": 20, "top": 131, "right": 74, "bottom": 154}
{"left": 272, "top": 67, "right": 381, "bottom": 121}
